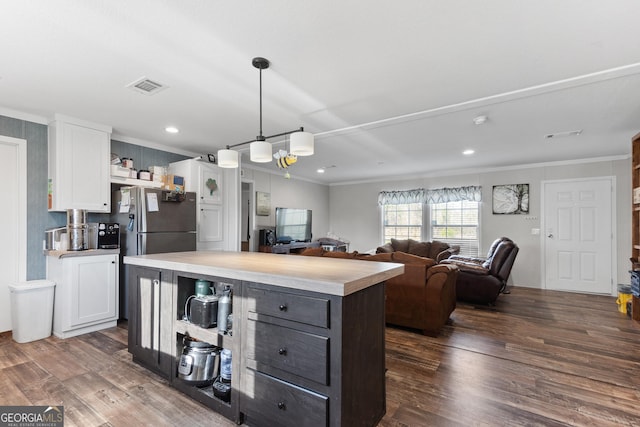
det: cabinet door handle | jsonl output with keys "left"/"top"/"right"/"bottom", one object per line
{"left": 153, "top": 279, "right": 160, "bottom": 286}
{"left": 278, "top": 347, "right": 287, "bottom": 356}
{"left": 277, "top": 402, "right": 286, "bottom": 410}
{"left": 278, "top": 304, "right": 287, "bottom": 311}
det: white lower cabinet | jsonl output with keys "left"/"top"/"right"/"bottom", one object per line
{"left": 47, "top": 253, "right": 119, "bottom": 338}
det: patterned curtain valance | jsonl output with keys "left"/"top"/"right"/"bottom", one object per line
{"left": 424, "top": 186, "right": 482, "bottom": 204}
{"left": 377, "top": 188, "right": 426, "bottom": 205}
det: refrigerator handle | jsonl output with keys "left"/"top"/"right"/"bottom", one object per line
{"left": 128, "top": 214, "right": 135, "bottom": 231}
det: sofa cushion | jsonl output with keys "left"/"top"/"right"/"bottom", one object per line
{"left": 300, "top": 246, "right": 325, "bottom": 256}
{"left": 357, "top": 252, "right": 394, "bottom": 262}
{"left": 408, "top": 240, "right": 431, "bottom": 258}
{"left": 391, "top": 238, "right": 410, "bottom": 253}
{"left": 392, "top": 251, "right": 436, "bottom": 268}
{"left": 429, "top": 240, "right": 450, "bottom": 260}
{"left": 376, "top": 243, "right": 394, "bottom": 254}
{"left": 322, "top": 251, "right": 357, "bottom": 259}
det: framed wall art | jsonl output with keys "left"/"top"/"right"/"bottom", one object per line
{"left": 202, "top": 170, "right": 222, "bottom": 204}
{"left": 492, "top": 183, "right": 529, "bottom": 214}
{"left": 256, "top": 191, "right": 271, "bottom": 216}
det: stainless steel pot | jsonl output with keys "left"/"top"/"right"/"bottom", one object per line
{"left": 66, "top": 209, "right": 87, "bottom": 226}
{"left": 177, "top": 337, "right": 220, "bottom": 387}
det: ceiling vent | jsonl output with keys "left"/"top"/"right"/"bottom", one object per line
{"left": 544, "top": 130, "right": 582, "bottom": 139}
{"left": 126, "top": 77, "right": 167, "bottom": 95}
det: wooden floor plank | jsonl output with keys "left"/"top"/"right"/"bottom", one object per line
{"left": 2, "top": 286, "right": 640, "bottom": 426}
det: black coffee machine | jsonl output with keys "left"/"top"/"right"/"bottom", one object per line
{"left": 97, "top": 223, "right": 120, "bottom": 249}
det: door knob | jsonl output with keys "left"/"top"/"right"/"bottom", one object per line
{"left": 547, "top": 234, "right": 553, "bottom": 238}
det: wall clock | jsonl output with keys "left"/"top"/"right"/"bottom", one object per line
{"left": 492, "top": 184, "right": 529, "bottom": 214}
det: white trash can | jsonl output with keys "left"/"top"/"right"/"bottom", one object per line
{"left": 8, "top": 280, "right": 55, "bottom": 343}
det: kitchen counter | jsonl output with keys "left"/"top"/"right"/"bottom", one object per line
{"left": 125, "top": 250, "right": 402, "bottom": 426}
{"left": 123, "top": 250, "right": 403, "bottom": 296}
{"left": 44, "top": 248, "right": 120, "bottom": 258}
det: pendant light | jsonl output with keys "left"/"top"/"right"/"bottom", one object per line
{"left": 216, "top": 57, "right": 314, "bottom": 168}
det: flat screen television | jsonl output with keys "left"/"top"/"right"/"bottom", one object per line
{"left": 275, "top": 207, "right": 312, "bottom": 243}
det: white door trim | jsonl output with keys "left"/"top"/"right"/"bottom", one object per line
{"left": 1, "top": 135, "right": 27, "bottom": 281}
{"left": 540, "top": 176, "right": 616, "bottom": 295}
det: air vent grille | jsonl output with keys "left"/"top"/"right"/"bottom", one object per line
{"left": 126, "top": 77, "right": 167, "bottom": 95}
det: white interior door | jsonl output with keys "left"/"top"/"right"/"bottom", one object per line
{"left": 543, "top": 177, "right": 613, "bottom": 294}
{"left": 0, "top": 136, "right": 27, "bottom": 332}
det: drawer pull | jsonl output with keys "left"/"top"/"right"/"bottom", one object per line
{"left": 277, "top": 402, "right": 286, "bottom": 410}
{"left": 279, "top": 304, "right": 287, "bottom": 311}
{"left": 278, "top": 347, "right": 287, "bottom": 356}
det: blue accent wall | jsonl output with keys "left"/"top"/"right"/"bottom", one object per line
{"left": 0, "top": 115, "right": 188, "bottom": 279}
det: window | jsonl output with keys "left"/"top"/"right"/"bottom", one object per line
{"left": 430, "top": 200, "right": 479, "bottom": 256}
{"left": 382, "top": 203, "right": 423, "bottom": 243}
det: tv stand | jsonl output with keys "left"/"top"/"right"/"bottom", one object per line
{"left": 259, "top": 241, "right": 321, "bottom": 254}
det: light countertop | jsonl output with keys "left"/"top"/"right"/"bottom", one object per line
{"left": 124, "top": 251, "right": 404, "bottom": 296}
{"left": 44, "top": 248, "right": 120, "bottom": 258}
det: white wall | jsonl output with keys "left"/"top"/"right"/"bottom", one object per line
{"left": 241, "top": 166, "right": 330, "bottom": 251}
{"left": 329, "top": 157, "right": 631, "bottom": 290}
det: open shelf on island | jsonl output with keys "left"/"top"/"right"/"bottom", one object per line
{"left": 174, "top": 319, "right": 232, "bottom": 348}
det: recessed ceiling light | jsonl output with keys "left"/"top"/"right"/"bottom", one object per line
{"left": 463, "top": 149, "right": 475, "bottom": 155}
{"left": 473, "top": 115, "right": 488, "bottom": 125}
{"left": 317, "top": 165, "right": 336, "bottom": 173}
{"left": 165, "top": 126, "right": 179, "bottom": 134}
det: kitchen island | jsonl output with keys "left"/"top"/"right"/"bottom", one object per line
{"left": 124, "top": 251, "right": 403, "bottom": 427}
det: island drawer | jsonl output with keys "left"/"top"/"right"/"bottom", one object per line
{"left": 246, "top": 285, "right": 329, "bottom": 328}
{"left": 245, "top": 319, "right": 328, "bottom": 385}
{"left": 243, "top": 369, "right": 328, "bottom": 427}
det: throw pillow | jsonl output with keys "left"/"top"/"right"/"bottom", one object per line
{"left": 408, "top": 240, "right": 431, "bottom": 258}
{"left": 392, "top": 251, "right": 436, "bottom": 268}
{"left": 429, "top": 240, "right": 450, "bottom": 259}
{"left": 391, "top": 238, "right": 410, "bottom": 252}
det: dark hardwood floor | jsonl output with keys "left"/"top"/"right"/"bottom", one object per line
{"left": 2, "top": 286, "right": 640, "bottom": 426}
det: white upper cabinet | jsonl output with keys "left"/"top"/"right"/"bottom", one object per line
{"left": 48, "top": 115, "right": 112, "bottom": 212}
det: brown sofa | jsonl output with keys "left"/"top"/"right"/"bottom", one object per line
{"left": 441, "top": 237, "right": 519, "bottom": 305}
{"left": 376, "top": 238, "right": 460, "bottom": 263}
{"left": 300, "top": 247, "right": 459, "bottom": 336}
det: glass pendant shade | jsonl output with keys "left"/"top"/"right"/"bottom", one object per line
{"left": 290, "top": 131, "right": 314, "bottom": 156}
{"left": 250, "top": 140, "right": 272, "bottom": 162}
{"left": 217, "top": 149, "right": 239, "bottom": 168}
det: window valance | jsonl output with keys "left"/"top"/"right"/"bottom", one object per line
{"left": 378, "top": 186, "right": 481, "bottom": 205}
{"left": 377, "top": 188, "right": 425, "bottom": 205}
{"left": 425, "top": 185, "right": 482, "bottom": 204}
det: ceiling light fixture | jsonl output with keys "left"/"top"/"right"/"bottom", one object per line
{"left": 217, "top": 57, "right": 314, "bottom": 168}
{"left": 463, "top": 149, "right": 475, "bottom": 155}
{"left": 165, "top": 126, "right": 179, "bottom": 134}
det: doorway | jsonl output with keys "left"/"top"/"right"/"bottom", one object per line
{"left": 0, "top": 135, "right": 27, "bottom": 332}
{"left": 241, "top": 181, "right": 254, "bottom": 251}
{"left": 542, "top": 177, "right": 614, "bottom": 294}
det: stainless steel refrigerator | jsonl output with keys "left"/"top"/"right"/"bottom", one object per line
{"left": 112, "top": 187, "right": 197, "bottom": 318}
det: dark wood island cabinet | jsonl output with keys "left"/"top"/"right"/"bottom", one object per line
{"left": 124, "top": 251, "right": 403, "bottom": 426}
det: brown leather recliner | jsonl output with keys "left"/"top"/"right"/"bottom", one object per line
{"left": 441, "top": 237, "right": 519, "bottom": 305}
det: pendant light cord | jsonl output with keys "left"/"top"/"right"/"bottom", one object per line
{"left": 258, "top": 67, "right": 263, "bottom": 140}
